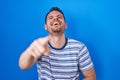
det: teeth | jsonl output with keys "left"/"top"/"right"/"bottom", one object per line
{"left": 53, "top": 22, "right": 59, "bottom": 25}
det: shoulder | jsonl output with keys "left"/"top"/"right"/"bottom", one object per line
{"left": 67, "top": 38, "right": 85, "bottom": 47}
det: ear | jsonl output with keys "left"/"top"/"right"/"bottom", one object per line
{"left": 44, "top": 24, "right": 47, "bottom": 30}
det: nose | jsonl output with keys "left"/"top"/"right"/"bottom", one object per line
{"left": 53, "top": 17, "right": 58, "bottom": 21}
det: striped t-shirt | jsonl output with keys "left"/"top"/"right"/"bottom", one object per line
{"left": 37, "top": 38, "right": 93, "bottom": 80}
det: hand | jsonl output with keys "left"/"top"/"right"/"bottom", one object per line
{"left": 27, "top": 36, "right": 50, "bottom": 59}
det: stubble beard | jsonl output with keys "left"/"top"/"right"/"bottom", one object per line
{"left": 52, "top": 27, "right": 63, "bottom": 33}
{"left": 49, "top": 26, "right": 65, "bottom": 36}
{"left": 47, "top": 21, "right": 65, "bottom": 36}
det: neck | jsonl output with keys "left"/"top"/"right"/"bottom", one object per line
{"left": 49, "top": 34, "right": 66, "bottom": 49}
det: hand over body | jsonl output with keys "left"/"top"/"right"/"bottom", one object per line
{"left": 19, "top": 36, "right": 50, "bottom": 70}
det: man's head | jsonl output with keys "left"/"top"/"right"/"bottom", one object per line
{"left": 45, "top": 7, "right": 67, "bottom": 36}
{"left": 45, "top": 7, "right": 66, "bottom": 24}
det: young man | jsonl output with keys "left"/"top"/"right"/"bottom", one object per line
{"left": 19, "top": 7, "right": 96, "bottom": 80}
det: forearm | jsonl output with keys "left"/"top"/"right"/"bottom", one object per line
{"left": 19, "top": 50, "right": 38, "bottom": 70}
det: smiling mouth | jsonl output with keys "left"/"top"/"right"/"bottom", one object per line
{"left": 50, "top": 20, "right": 62, "bottom": 26}
{"left": 53, "top": 22, "right": 59, "bottom": 26}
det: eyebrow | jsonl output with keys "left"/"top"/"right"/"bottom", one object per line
{"left": 48, "top": 14, "right": 63, "bottom": 18}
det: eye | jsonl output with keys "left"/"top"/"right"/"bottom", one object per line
{"left": 48, "top": 16, "right": 53, "bottom": 19}
{"left": 57, "top": 15, "right": 62, "bottom": 19}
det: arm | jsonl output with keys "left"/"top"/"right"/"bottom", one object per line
{"left": 19, "top": 36, "right": 50, "bottom": 70}
{"left": 78, "top": 43, "right": 96, "bottom": 80}
{"left": 82, "top": 67, "right": 96, "bottom": 80}
{"left": 19, "top": 47, "right": 40, "bottom": 70}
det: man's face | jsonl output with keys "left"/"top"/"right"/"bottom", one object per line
{"left": 45, "top": 11, "right": 66, "bottom": 35}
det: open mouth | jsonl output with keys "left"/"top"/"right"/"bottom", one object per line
{"left": 53, "top": 22, "right": 59, "bottom": 26}
{"left": 50, "top": 21, "right": 62, "bottom": 26}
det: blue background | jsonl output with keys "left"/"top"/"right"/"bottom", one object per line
{"left": 0, "top": 0, "right": 120, "bottom": 80}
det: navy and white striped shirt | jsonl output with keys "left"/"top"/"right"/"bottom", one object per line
{"left": 37, "top": 38, "right": 93, "bottom": 80}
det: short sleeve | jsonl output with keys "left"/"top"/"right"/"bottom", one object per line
{"left": 78, "top": 43, "right": 93, "bottom": 71}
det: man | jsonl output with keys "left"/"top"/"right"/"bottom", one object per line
{"left": 19, "top": 7, "right": 96, "bottom": 80}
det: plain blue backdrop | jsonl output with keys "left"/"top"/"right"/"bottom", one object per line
{"left": 0, "top": 0, "right": 120, "bottom": 80}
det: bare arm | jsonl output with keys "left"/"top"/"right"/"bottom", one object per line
{"left": 19, "top": 36, "right": 50, "bottom": 70}
{"left": 82, "top": 67, "right": 96, "bottom": 80}
{"left": 19, "top": 48, "right": 40, "bottom": 70}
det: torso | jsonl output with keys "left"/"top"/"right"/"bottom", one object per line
{"left": 37, "top": 38, "right": 84, "bottom": 80}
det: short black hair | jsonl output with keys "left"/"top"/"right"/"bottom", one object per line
{"left": 45, "top": 7, "right": 66, "bottom": 24}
